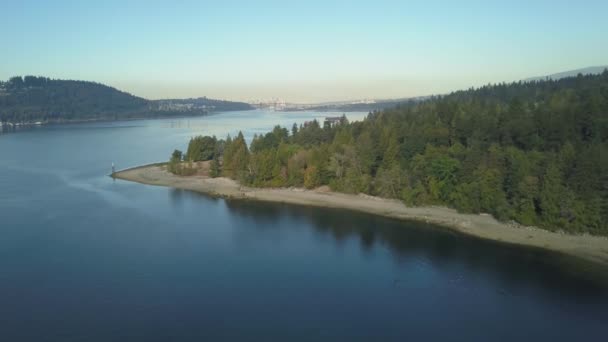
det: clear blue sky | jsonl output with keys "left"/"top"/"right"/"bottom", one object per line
{"left": 1, "top": 0, "right": 607, "bottom": 102}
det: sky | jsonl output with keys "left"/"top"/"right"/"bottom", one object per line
{"left": 1, "top": 0, "right": 607, "bottom": 103}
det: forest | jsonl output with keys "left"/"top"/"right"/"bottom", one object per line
{"left": 0, "top": 76, "right": 253, "bottom": 123}
{"left": 170, "top": 71, "right": 608, "bottom": 235}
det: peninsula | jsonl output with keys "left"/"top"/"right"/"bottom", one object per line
{"left": 117, "top": 72, "right": 608, "bottom": 267}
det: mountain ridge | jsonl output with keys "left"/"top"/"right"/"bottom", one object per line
{"left": 523, "top": 66, "right": 608, "bottom": 82}
{"left": 0, "top": 76, "right": 253, "bottom": 124}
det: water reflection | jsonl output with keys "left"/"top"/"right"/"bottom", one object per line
{"left": 169, "top": 188, "right": 188, "bottom": 207}
{"left": 220, "top": 199, "right": 608, "bottom": 299}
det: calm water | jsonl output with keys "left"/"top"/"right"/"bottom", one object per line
{"left": 1, "top": 110, "right": 607, "bottom": 341}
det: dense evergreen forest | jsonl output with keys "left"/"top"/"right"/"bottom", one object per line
{"left": 0, "top": 76, "right": 253, "bottom": 123}
{"left": 172, "top": 71, "right": 608, "bottom": 235}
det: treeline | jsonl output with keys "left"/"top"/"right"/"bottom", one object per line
{"left": 152, "top": 97, "right": 253, "bottom": 112}
{"left": 0, "top": 76, "right": 253, "bottom": 123}
{"left": 170, "top": 71, "right": 608, "bottom": 235}
{"left": 0, "top": 76, "right": 148, "bottom": 122}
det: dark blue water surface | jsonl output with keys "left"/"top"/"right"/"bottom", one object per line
{"left": 1, "top": 111, "right": 607, "bottom": 341}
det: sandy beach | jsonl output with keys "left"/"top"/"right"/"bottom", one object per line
{"left": 114, "top": 164, "right": 608, "bottom": 267}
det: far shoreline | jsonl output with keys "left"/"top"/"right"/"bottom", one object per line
{"left": 113, "top": 163, "right": 608, "bottom": 269}
{"left": 0, "top": 109, "right": 251, "bottom": 129}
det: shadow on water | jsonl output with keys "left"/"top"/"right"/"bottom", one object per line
{"left": 218, "top": 198, "right": 608, "bottom": 299}
{"left": 169, "top": 188, "right": 222, "bottom": 207}
{"left": 169, "top": 188, "right": 189, "bottom": 207}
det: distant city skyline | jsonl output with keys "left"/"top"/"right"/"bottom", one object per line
{"left": 1, "top": 1, "right": 607, "bottom": 102}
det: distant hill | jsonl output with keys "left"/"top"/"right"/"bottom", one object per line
{"left": 152, "top": 97, "right": 253, "bottom": 114}
{"left": 524, "top": 66, "right": 608, "bottom": 82}
{"left": 0, "top": 76, "right": 253, "bottom": 123}
{"left": 312, "top": 66, "right": 608, "bottom": 112}
{"left": 291, "top": 66, "right": 608, "bottom": 112}
{"left": 282, "top": 96, "right": 431, "bottom": 113}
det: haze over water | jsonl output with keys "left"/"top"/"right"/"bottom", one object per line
{"left": 0, "top": 110, "right": 607, "bottom": 341}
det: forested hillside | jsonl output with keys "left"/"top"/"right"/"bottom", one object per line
{"left": 152, "top": 97, "right": 253, "bottom": 114}
{"left": 0, "top": 76, "right": 253, "bottom": 123}
{"left": 172, "top": 71, "right": 608, "bottom": 235}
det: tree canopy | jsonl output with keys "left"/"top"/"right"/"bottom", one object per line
{"left": 170, "top": 71, "right": 608, "bottom": 235}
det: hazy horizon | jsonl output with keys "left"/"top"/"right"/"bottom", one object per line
{"left": 2, "top": 1, "right": 607, "bottom": 102}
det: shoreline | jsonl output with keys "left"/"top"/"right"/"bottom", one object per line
{"left": 0, "top": 110, "right": 234, "bottom": 128}
{"left": 113, "top": 163, "right": 608, "bottom": 268}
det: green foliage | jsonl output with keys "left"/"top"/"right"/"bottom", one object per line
{"left": 210, "top": 155, "right": 220, "bottom": 178}
{"left": 168, "top": 149, "right": 183, "bottom": 173}
{"left": 304, "top": 166, "right": 321, "bottom": 189}
{"left": 250, "top": 125, "right": 289, "bottom": 152}
{"left": 222, "top": 132, "right": 250, "bottom": 179}
{"left": 410, "top": 147, "right": 461, "bottom": 203}
{"left": 374, "top": 165, "right": 406, "bottom": 198}
{"left": 186, "top": 136, "right": 217, "bottom": 162}
{"left": 172, "top": 72, "right": 608, "bottom": 235}
{"left": 167, "top": 149, "right": 195, "bottom": 176}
